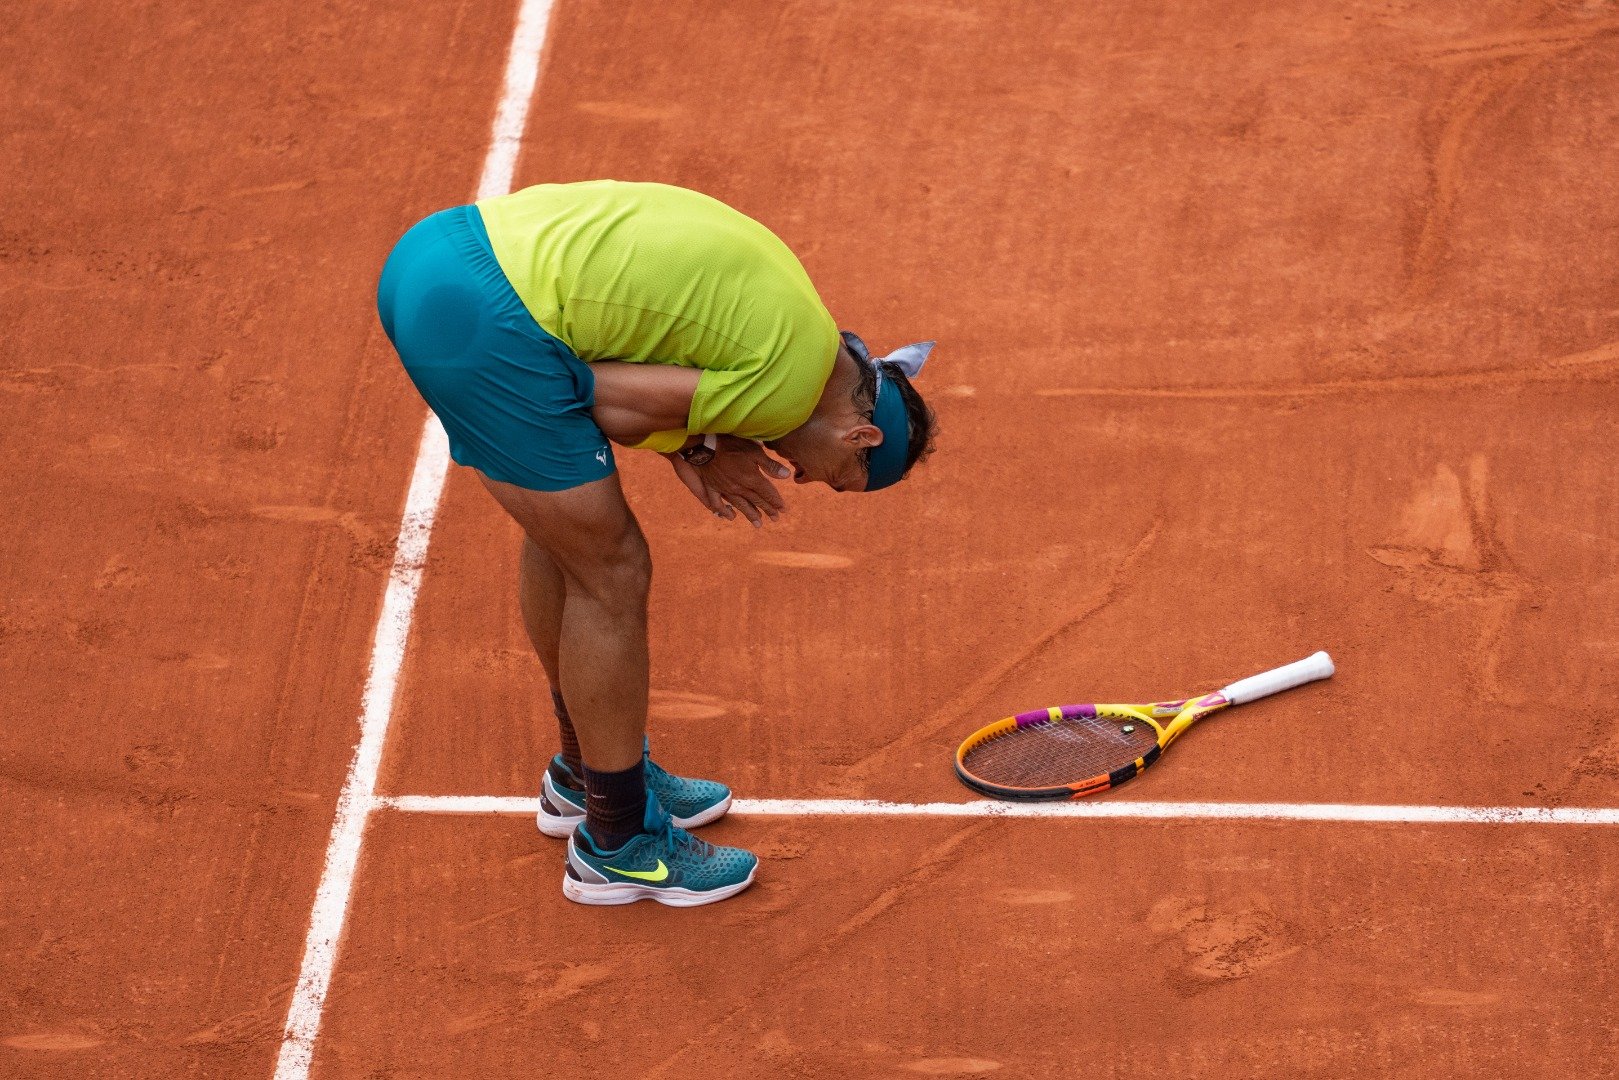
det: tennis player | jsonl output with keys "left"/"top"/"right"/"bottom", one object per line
{"left": 376, "top": 181, "right": 936, "bottom": 907}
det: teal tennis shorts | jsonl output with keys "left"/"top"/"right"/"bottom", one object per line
{"left": 376, "top": 204, "right": 616, "bottom": 492}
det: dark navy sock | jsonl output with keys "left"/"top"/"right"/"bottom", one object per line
{"left": 581, "top": 758, "right": 646, "bottom": 852}
{"left": 551, "top": 688, "right": 583, "bottom": 780}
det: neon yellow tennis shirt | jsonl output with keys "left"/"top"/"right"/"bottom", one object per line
{"left": 476, "top": 181, "right": 839, "bottom": 453}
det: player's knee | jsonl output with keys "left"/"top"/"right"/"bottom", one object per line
{"left": 564, "top": 524, "right": 650, "bottom": 613}
{"left": 609, "top": 526, "right": 652, "bottom": 600}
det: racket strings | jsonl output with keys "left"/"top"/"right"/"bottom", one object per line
{"left": 960, "top": 715, "right": 1160, "bottom": 789}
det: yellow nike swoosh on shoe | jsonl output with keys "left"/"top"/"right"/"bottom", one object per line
{"left": 604, "top": 859, "right": 668, "bottom": 882}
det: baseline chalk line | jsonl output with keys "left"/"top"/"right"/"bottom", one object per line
{"left": 371, "top": 795, "right": 1619, "bottom": 827}
{"left": 272, "top": 2, "right": 556, "bottom": 1076}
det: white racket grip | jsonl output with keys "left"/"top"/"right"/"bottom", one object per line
{"left": 1219, "top": 651, "right": 1335, "bottom": 705}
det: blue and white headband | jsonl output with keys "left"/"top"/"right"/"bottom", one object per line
{"left": 840, "top": 331, "right": 934, "bottom": 492}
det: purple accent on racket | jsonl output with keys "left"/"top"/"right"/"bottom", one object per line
{"left": 1013, "top": 704, "right": 1097, "bottom": 727}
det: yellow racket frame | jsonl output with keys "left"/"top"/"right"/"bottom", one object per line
{"left": 953, "top": 694, "right": 1229, "bottom": 800}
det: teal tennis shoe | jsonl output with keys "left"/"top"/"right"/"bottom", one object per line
{"left": 536, "top": 743, "right": 732, "bottom": 838}
{"left": 564, "top": 792, "right": 757, "bottom": 907}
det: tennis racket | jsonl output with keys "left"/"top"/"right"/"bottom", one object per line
{"left": 954, "top": 651, "right": 1335, "bottom": 800}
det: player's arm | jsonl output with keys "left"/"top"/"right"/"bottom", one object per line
{"left": 589, "top": 361, "right": 701, "bottom": 446}
{"left": 588, "top": 361, "right": 788, "bottom": 527}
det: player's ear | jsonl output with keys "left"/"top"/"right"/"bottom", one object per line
{"left": 844, "top": 422, "right": 883, "bottom": 449}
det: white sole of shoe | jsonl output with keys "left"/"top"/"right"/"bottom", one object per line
{"left": 561, "top": 866, "right": 756, "bottom": 907}
{"left": 536, "top": 792, "right": 732, "bottom": 839}
{"left": 535, "top": 801, "right": 581, "bottom": 838}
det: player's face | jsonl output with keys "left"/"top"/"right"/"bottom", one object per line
{"left": 768, "top": 434, "right": 868, "bottom": 493}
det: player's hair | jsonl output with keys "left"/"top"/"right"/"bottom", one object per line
{"left": 851, "top": 354, "right": 938, "bottom": 480}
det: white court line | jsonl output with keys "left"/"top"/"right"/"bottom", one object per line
{"left": 271, "top": 2, "right": 555, "bottom": 1076}
{"left": 372, "top": 794, "right": 1619, "bottom": 826}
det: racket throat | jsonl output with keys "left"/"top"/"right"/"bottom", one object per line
{"left": 1160, "top": 694, "right": 1227, "bottom": 748}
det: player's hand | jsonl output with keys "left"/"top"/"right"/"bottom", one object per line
{"left": 666, "top": 436, "right": 791, "bottom": 527}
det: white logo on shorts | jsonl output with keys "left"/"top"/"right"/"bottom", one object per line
{"left": 595, "top": 448, "right": 610, "bottom": 466}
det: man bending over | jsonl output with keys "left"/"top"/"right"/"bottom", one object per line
{"left": 376, "top": 181, "right": 935, "bottom": 907}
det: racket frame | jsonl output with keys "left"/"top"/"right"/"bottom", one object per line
{"left": 955, "top": 653, "right": 1333, "bottom": 801}
{"left": 953, "top": 693, "right": 1229, "bottom": 801}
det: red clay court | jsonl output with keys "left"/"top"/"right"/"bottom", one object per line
{"left": 4, "top": 1, "right": 1619, "bottom": 1077}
